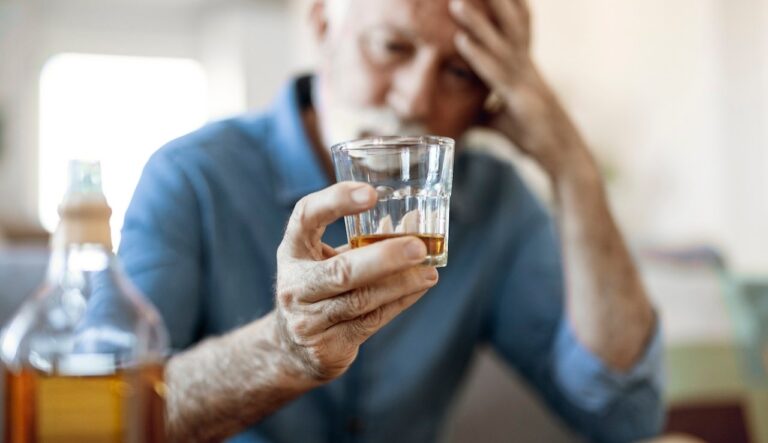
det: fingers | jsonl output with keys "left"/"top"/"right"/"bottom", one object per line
{"left": 321, "top": 243, "right": 339, "bottom": 259}
{"left": 334, "top": 244, "right": 351, "bottom": 254}
{"left": 281, "top": 182, "right": 376, "bottom": 257}
{"left": 454, "top": 32, "right": 509, "bottom": 87}
{"left": 488, "top": 0, "right": 531, "bottom": 45}
{"left": 450, "top": 0, "right": 509, "bottom": 60}
{"left": 292, "top": 236, "right": 429, "bottom": 303}
{"left": 328, "top": 287, "right": 430, "bottom": 346}
{"left": 301, "top": 267, "right": 439, "bottom": 333}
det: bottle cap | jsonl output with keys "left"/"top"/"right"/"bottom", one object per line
{"left": 53, "top": 160, "right": 113, "bottom": 250}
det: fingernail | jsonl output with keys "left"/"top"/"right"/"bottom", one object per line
{"left": 351, "top": 186, "right": 373, "bottom": 205}
{"left": 405, "top": 239, "right": 427, "bottom": 260}
{"left": 421, "top": 267, "right": 438, "bottom": 282}
{"left": 450, "top": 0, "right": 464, "bottom": 14}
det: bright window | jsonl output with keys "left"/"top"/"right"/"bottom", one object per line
{"left": 39, "top": 53, "right": 208, "bottom": 247}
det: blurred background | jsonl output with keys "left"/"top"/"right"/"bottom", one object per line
{"left": 0, "top": 0, "right": 767, "bottom": 441}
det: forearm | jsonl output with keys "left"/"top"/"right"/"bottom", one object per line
{"left": 553, "top": 148, "right": 654, "bottom": 371}
{"left": 164, "top": 311, "right": 318, "bottom": 442}
{"left": 501, "top": 70, "right": 656, "bottom": 370}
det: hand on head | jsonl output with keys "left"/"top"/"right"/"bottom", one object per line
{"left": 451, "top": 0, "right": 592, "bottom": 178}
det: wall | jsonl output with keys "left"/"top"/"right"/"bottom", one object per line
{"left": 0, "top": 0, "right": 298, "bottom": 229}
{"left": 285, "top": 0, "right": 768, "bottom": 272}
{"left": 198, "top": 0, "right": 300, "bottom": 119}
{"left": 533, "top": 0, "right": 767, "bottom": 273}
{"left": 718, "top": 0, "right": 768, "bottom": 273}
{"left": 1, "top": 0, "right": 767, "bottom": 271}
{"left": 534, "top": 0, "right": 723, "bottom": 242}
{"left": 0, "top": 0, "right": 200, "bottom": 228}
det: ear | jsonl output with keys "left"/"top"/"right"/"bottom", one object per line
{"left": 309, "top": 0, "right": 329, "bottom": 43}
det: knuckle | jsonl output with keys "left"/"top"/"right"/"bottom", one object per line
{"left": 294, "top": 328, "right": 321, "bottom": 348}
{"left": 348, "top": 319, "right": 370, "bottom": 340}
{"left": 285, "top": 325, "right": 303, "bottom": 345}
{"left": 359, "top": 307, "right": 384, "bottom": 330}
{"left": 277, "top": 311, "right": 302, "bottom": 345}
{"left": 292, "top": 318, "right": 311, "bottom": 337}
{"left": 284, "top": 314, "right": 320, "bottom": 349}
{"left": 347, "top": 288, "right": 369, "bottom": 313}
{"left": 323, "top": 299, "right": 346, "bottom": 325}
{"left": 276, "top": 287, "right": 295, "bottom": 307}
{"left": 327, "top": 255, "right": 354, "bottom": 289}
{"left": 303, "top": 298, "right": 325, "bottom": 318}
{"left": 323, "top": 302, "right": 344, "bottom": 326}
{"left": 324, "top": 297, "right": 350, "bottom": 325}
{"left": 291, "top": 197, "right": 312, "bottom": 228}
{"left": 299, "top": 269, "right": 323, "bottom": 297}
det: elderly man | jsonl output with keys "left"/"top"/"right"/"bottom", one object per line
{"left": 119, "top": 0, "right": 663, "bottom": 441}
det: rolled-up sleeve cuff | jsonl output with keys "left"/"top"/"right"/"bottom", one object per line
{"left": 553, "top": 317, "right": 664, "bottom": 413}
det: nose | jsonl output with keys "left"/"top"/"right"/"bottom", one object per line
{"left": 388, "top": 54, "right": 439, "bottom": 121}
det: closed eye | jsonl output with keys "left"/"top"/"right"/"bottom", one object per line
{"left": 444, "top": 62, "right": 482, "bottom": 88}
{"left": 363, "top": 29, "right": 415, "bottom": 65}
{"left": 384, "top": 41, "right": 413, "bottom": 54}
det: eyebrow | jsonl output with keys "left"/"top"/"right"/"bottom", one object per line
{"left": 365, "top": 24, "right": 465, "bottom": 58}
{"left": 365, "top": 24, "right": 419, "bottom": 41}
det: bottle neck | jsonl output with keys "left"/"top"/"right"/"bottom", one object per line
{"left": 47, "top": 243, "right": 115, "bottom": 287}
{"left": 49, "top": 193, "right": 115, "bottom": 287}
{"left": 53, "top": 196, "right": 113, "bottom": 252}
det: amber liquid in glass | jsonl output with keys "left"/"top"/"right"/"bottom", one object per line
{"left": 350, "top": 233, "right": 445, "bottom": 257}
{"left": 4, "top": 363, "right": 166, "bottom": 443}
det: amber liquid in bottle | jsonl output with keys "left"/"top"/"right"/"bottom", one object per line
{"left": 350, "top": 233, "right": 445, "bottom": 256}
{"left": 1, "top": 161, "right": 169, "bottom": 443}
{"left": 5, "top": 364, "right": 166, "bottom": 443}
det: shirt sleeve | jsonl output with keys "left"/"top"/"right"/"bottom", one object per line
{"left": 118, "top": 147, "right": 203, "bottom": 351}
{"left": 486, "top": 210, "right": 665, "bottom": 443}
{"left": 554, "top": 315, "right": 664, "bottom": 413}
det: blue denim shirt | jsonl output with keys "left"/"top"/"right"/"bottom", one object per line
{"left": 119, "top": 77, "right": 664, "bottom": 443}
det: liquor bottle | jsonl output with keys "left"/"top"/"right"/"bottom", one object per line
{"left": 1, "top": 161, "right": 169, "bottom": 442}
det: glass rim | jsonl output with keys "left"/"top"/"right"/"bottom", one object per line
{"left": 330, "top": 135, "right": 455, "bottom": 154}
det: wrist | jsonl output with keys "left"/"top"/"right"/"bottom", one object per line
{"left": 549, "top": 146, "right": 603, "bottom": 197}
{"left": 253, "top": 311, "right": 323, "bottom": 391}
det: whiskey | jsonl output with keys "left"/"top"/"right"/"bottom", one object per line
{"left": 350, "top": 233, "right": 446, "bottom": 257}
{"left": 1, "top": 161, "right": 170, "bottom": 443}
{"left": 5, "top": 363, "right": 166, "bottom": 443}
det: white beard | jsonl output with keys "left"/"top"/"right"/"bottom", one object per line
{"left": 312, "top": 79, "right": 428, "bottom": 150}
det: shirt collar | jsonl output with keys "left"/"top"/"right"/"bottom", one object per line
{"left": 266, "top": 75, "right": 331, "bottom": 206}
{"left": 450, "top": 150, "right": 481, "bottom": 224}
{"left": 256, "top": 75, "right": 480, "bottom": 223}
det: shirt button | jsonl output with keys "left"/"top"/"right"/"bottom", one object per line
{"left": 346, "top": 417, "right": 364, "bottom": 434}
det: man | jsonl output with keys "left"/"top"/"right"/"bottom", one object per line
{"left": 120, "top": 0, "right": 663, "bottom": 441}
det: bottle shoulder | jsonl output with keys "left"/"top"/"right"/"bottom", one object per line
{"left": 1, "top": 255, "right": 169, "bottom": 373}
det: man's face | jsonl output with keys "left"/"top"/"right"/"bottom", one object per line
{"left": 314, "top": 0, "right": 490, "bottom": 146}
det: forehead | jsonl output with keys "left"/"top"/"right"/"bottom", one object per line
{"left": 346, "top": 0, "right": 471, "bottom": 51}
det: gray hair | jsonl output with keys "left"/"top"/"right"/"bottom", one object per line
{"left": 326, "top": 0, "right": 352, "bottom": 26}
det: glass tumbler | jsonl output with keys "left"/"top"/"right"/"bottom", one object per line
{"left": 331, "top": 135, "right": 454, "bottom": 267}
